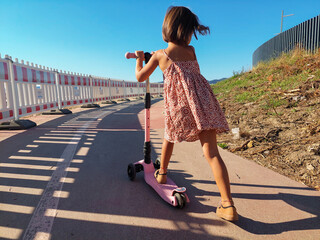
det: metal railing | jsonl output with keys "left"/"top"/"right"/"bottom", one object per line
{"left": 0, "top": 54, "right": 163, "bottom": 123}
{"left": 253, "top": 14, "right": 320, "bottom": 66}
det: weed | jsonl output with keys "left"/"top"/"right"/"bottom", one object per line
{"left": 232, "top": 66, "right": 246, "bottom": 77}
{"left": 218, "top": 143, "right": 228, "bottom": 149}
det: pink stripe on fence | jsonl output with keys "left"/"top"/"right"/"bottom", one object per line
{"left": 22, "top": 67, "right": 28, "bottom": 82}
{"left": 3, "top": 62, "right": 9, "bottom": 80}
{"left": 31, "top": 69, "right": 37, "bottom": 82}
{"left": 13, "top": 65, "right": 18, "bottom": 81}
{"left": 64, "top": 75, "right": 68, "bottom": 85}
{"left": 47, "top": 72, "right": 51, "bottom": 84}
{"left": 40, "top": 71, "right": 44, "bottom": 83}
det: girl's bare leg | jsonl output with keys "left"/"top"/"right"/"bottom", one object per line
{"left": 199, "top": 129, "right": 232, "bottom": 204}
{"left": 200, "top": 129, "right": 238, "bottom": 221}
{"left": 155, "top": 139, "right": 174, "bottom": 183}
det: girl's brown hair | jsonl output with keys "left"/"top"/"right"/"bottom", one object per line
{"left": 162, "top": 6, "right": 210, "bottom": 45}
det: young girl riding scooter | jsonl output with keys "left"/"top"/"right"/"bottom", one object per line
{"left": 134, "top": 6, "right": 238, "bottom": 222}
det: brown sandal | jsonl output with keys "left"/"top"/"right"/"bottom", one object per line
{"left": 216, "top": 200, "right": 239, "bottom": 222}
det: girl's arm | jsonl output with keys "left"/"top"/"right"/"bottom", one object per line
{"left": 135, "top": 51, "right": 159, "bottom": 82}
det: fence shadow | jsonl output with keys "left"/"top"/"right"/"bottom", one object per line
{"left": 0, "top": 99, "right": 235, "bottom": 240}
{"left": 1, "top": 98, "right": 319, "bottom": 239}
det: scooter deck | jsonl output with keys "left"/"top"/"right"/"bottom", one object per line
{"left": 136, "top": 160, "right": 189, "bottom": 206}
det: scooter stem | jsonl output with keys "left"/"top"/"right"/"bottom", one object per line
{"left": 143, "top": 52, "right": 152, "bottom": 164}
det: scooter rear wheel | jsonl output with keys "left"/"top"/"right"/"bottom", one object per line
{"left": 154, "top": 158, "right": 160, "bottom": 169}
{"left": 127, "top": 163, "right": 136, "bottom": 181}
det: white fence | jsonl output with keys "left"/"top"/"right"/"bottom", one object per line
{"left": 0, "top": 54, "right": 163, "bottom": 123}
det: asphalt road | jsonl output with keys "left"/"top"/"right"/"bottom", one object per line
{"left": 0, "top": 99, "right": 319, "bottom": 240}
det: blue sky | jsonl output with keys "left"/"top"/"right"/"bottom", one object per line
{"left": 0, "top": 0, "right": 319, "bottom": 82}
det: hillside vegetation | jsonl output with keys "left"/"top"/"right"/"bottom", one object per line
{"left": 212, "top": 48, "right": 320, "bottom": 190}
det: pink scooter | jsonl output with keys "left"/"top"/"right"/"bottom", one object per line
{"left": 125, "top": 52, "right": 189, "bottom": 208}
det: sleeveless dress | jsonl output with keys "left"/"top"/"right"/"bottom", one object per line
{"left": 162, "top": 49, "right": 229, "bottom": 143}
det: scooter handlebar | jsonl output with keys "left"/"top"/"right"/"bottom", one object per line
{"left": 125, "top": 52, "right": 152, "bottom": 64}
{"left": 125, "top": 52, "right": 137, "bottom": 59}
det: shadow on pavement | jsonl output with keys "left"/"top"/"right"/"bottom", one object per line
{"left": 1, "top": 99, "right": 319, "bottom": 239}
{"left": 0, "top": 99, "right": 231, "bottom": 240}
{"left": 171, "top": 173, "right": 320, "bottom": 236}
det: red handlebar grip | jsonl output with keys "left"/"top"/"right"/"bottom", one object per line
{"left": 125, "top": 52, "right": 137, "bottom": 59}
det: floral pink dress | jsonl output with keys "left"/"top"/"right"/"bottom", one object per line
{"left": 163, "top": 50, "right": 229, "bottom": 143}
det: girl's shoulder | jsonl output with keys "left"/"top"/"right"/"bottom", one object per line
{"left": 153, "top": 49, "right": 167, "bottom": 58}
{"left": 188, "top": 45, "right": 195, "bottom": 53}
{"left": 151, "top": 49, "right": 170, "bottom": 64}
{"left": 152, "top": 49, "right": 171, "bottom": 72}
{"left": 185, "top": 45, "right": 196, "bottom": 56}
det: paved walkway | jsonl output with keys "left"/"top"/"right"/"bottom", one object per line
{"left": 0, "top": 99, "right": 319, "bottom": 240}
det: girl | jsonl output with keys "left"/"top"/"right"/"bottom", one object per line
{"left": 134, "top": 6, "right": 238, "bottom": 222}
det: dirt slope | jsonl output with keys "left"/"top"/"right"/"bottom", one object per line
{"left": 213, "top": 48, "right": 320, "bottom": 190}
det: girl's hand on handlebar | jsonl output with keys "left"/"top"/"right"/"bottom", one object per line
{"left": 135, "top": 51, "right": 145, "bottom": 61}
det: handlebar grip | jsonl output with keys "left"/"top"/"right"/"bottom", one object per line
{"left": 125, "top": 52, "right": 137, "bottom": 59}
{"left": 125, "top": 52, "right": 152, "bottom": 64}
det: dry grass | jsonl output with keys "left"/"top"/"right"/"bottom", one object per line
{"left": 212, "top": 47, "right": 320, "bottom": 107}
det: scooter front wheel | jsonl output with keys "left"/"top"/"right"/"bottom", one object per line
{"left": 174, "top": 192, "right": 186, "bottom": 209}
{"left": 127, "top": 163, "right": 136, "bottom": 181}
